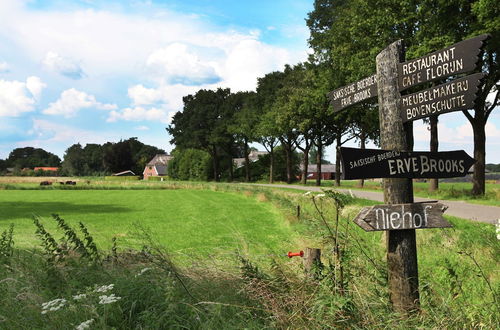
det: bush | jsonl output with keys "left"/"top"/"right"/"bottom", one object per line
{"left": 146, "top": 176, "right": 169, "bottom": 181}
{"left": 168, "top": 148, "right": 211, "bottom": 181}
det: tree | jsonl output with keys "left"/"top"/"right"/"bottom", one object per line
{"left": 227, "top": 91, "right": 260, "bottom": 182}
{"left": 168, "top": 88, "right": 231, "bottom": 181}
{"left": 6, "top": 147, "right": 61, "bottom": 169}
{"left": 167, "top": 148, "right": 211, "bottom": 181}
{"left": 62, "top": 144, "right": 85, "bottom": 176}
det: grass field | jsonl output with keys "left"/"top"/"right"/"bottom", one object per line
{"left": 0, "top": 189, "right": 299, "bottom": 259}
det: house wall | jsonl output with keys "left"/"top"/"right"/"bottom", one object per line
{"left": 303, "top": 172, "right": 334, "bottom": 180}
{"left": 143, "top": 166, "right": 157, "bottom": 177}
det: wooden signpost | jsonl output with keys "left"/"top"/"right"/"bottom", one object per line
{"left": 397, "top": 34, "right": 489, "bottom": 91}
{"left": 340, "top": 147, "right": 475, "bottom": 179}
{"left": 325, "top": 33, "right": 489, "bottom": 313}
{"left": 401, "top": 73, "right": 485, "bottom": 123}
{"left": 327, "top": 74, "right": 377, "bottom": 112}
{"left": 353, "top": 202, "right": 451, "bottom": 231}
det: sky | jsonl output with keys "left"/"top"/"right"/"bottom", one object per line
{"left": 0, "top": 0, "right": 499, "bottom": 164}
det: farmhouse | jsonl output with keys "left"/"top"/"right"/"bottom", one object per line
{"left": 233, "top": 150, "right": 268, "bottom": 169}
{"left": 143, "top": 154, "right": 173, "bottom": 178}
{"left": 300, "top": 164, "right": 338, "bottom": 180}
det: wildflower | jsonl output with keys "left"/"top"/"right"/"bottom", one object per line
{"left": 94, "top": 284, "right": 114, "bottom": 293}
{"left": 304, "top": 191, "right": 312, "bottom": 196}
{"left": 75, "top": 319, "right": 94, "bottom": 330}
{"left": 135, "top": 267, "right": 152, "bottom": 277}
{"left": 41, "top": 298, "right": 66, "bottom": 314}
{"left": 73, "top": 294, "right": 87, "bottom": 300}
{"left": 316, "top": 194, "right": 325, "bottom": 198}
{"left": 99, "top": 294, "right": 122, "bottom": 304}
{"left": 496, "top": 219, "right": 500, "bottom": 240}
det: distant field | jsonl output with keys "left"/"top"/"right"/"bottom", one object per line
{"left": 0, "top": 189, "right": 299, "bottom": 259}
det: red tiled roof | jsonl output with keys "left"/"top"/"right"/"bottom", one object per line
{"left": 34, "top": 167, "right": 59, "bottom": 171}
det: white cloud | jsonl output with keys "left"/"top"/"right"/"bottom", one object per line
{"left": 146, "top": 43, "right": 220, "bottom": 85}
{"left": 0, "top": 61, "right": 9, "bottom": 73}
{"left": 128, "top": 83, "right": 199, "bottom": 110}
{"left": 26, "top": 76, "right": 46, "bottom": 100}
{"left": 107, "top": 106, "right": 170, "bottom": 124}
{"left": 42, "top": 51, "right": 85, "bottom": 79}
{"left": 43, "top": 88, "right": 117, "bottom": 118}
{"left": 135, "top": 125, "right": 149, "bottom": 131}
{"left": 0, "top": 76, "right": 45, "bottom": 116}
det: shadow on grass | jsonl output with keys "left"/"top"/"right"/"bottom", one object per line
{"left": 0, "top": 201, "right": 132, "bottom": 221}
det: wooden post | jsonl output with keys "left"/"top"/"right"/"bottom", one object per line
{"left": 303, "top": 247, "right": 322, "bottom": 278}
{"left": 376, "top": 40, "right": 419, "bottom": 313}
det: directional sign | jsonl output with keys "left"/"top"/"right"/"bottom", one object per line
{"left": 340, "top": 147, "right": 475, "bottom": 180}
{"left": 327, "top": 74, "right": 378, "bottom": 112}
{"left": 401, "top": 73, "right": 485, "bottom": 123}
{"left": 398, "top": 34, "right": 489, "bottom": 91}
{"left": 353, "top": 202, "right": 451, "bottom": 231}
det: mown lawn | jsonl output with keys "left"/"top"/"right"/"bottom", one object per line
{"left": 0, "top": 189, "right": 299, "bottom": 258}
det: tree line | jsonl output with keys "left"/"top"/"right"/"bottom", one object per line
{"left": 0, "top": 138, "right": 164, "bottom": 177}
{"left": 167, "top": 0, "right": 498, "bottom": 195}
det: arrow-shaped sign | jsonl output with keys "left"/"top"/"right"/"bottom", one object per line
{"left": 401, "top": 73, "right": 485, "bottom": 123}
{"left": 340, "top": 147, "right": 475, "bottom": 180}
{"left": 398, "top": 34, "right": 489, "bottom": 91}
{"left": 353, "top": 202, "right": 451, "bottom": 231}
{"left": 327, "top": 74, "right": 378, "bottom": 112}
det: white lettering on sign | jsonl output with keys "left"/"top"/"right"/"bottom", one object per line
{"left": 331, "top": 75, "right": 377, "bottom": 109}
{"left": 386, "top": 156, "right": 465, "bottom": 175}
{"left": 402, "top": 78, "right": 471, "bottom": 121}
{"left": 400, "top": 47, "right": 465, "bottom": 88}
{"left": 374, "top": 205, "right": 431, "bottom": 230}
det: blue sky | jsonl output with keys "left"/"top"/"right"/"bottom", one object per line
{"left": 0, "top": 0, "right": 499, "bottom": 163}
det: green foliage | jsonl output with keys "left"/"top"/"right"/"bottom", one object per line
{"left": 167, "top": 148, "right": 212, "bottom": 181}
{"left": 0, "top": 224, "right": 14, "bottom": 264}
{"left": 6, "top": 147, "right": 61, "bottom": 169}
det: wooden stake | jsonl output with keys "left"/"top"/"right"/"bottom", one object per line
{"left": 303, "top": 247, "right": 322, "bottom": 278}
{"left": 376, "top": 40, "right": 419, "bottom": 313}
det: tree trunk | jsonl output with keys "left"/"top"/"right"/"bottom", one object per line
{"left": 284, "top": 142, "right": 293, "bottom": 184}
{"left": 472, "top": 120, "right": 486, "bottom": 196}
{"left": 335, "top": 134, "right": 341, "bottom": 187}
{"left": 211, "top": 145, "right": 220, "bottom": 182}
{"left": 269, "top": 146, "right": 274, "bottom": 184}
{"left": 301, "top": 146, "right": 310, "bottom": 185}
{"left": 428, "top": 116, "right": 439, "bottom": 192}
{"left": 228, "top": 157, "right": 234, "bottom": 182}
{"left": 357, "top": 131, "right": 366, "bottom": 188}
{"left": 244, "top": 139, "right": 250, "bottom": 182}
{"left": 315, "top": 140, "right": 322, "bottom": 186}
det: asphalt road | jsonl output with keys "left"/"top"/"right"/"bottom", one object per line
{"left": 247, "top": 183, "right": 499, "bottom": 225}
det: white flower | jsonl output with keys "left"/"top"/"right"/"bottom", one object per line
{"left": 94, "top": 284, "right": 114, "bottom": 293}
{"left": 75, "top": 319, "right": 94, "bottom": 330}
{"left": 41, "top": 298, "right": 66, "bottom": 314}
{"left": 496, "top": 219, "right": 500, "bottom": 240}
{"left": 316, "top": 194, "right": 326, "bottom": 198}
{"left": 135, "top": 267, "right": 152, "bottom": 277}
{"left": 73, "top": 294, "right": 87, "bottom": 300}
{"left": 304, "top": 191, "right": 312, "bottom": 196}
{"left": 99, "top": 294, "right": 122, "bottom": 304}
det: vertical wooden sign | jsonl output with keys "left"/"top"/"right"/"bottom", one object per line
{"left": 376, "top": 40, "right": 420, "bottom": 313}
